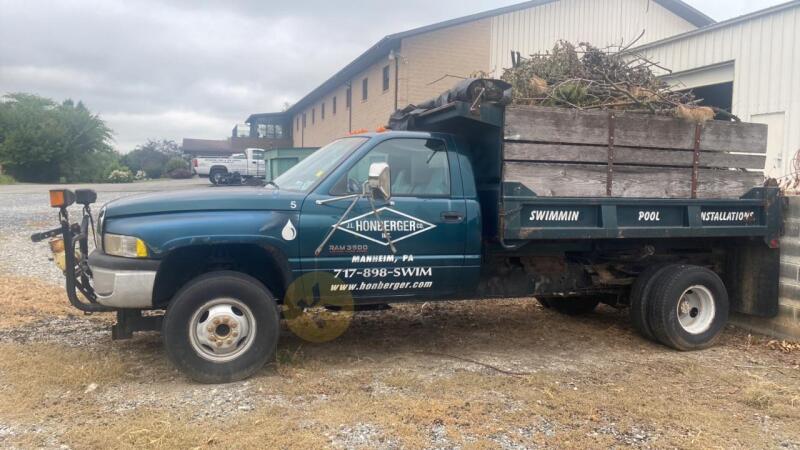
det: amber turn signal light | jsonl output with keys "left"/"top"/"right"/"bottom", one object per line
{"left": 49, "top": 189, "right": 76, "bottom": 208}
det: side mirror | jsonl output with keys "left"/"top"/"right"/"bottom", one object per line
{"left": 75, "top": 189, "right": 97, "bottom": 206}
{"left": 368, "top": 162, "right": 391, "bottom": 201}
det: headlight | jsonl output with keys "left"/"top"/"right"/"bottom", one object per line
{"left": 103, "top": 233, "right": 149, "bottom": 258}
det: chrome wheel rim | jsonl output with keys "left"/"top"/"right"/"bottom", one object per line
{"left": 189, "top": 298, "right": 256, "bottom": 363}
{"left": 676, "top": 285, "right": 715, "bottom": 335}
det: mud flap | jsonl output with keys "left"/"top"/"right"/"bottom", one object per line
{"left": 725, "top": 241, "right": 780, "bottom": 318}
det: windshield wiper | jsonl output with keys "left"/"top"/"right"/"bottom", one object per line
{"left": 265, "top": 181, "right": 279, "bottom": 189}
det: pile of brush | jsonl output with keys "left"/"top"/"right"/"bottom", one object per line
{"left": 501, "top": 41, "right": 726, "bottom": 123}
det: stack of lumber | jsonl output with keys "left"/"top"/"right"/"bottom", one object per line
{"left": 503, "top": 106, "right": 766, "bottom": 199}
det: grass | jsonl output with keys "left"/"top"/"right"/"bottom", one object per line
{"left": 0, "top": 273, "right": 798, "bottom": 448}
{"left": 0, "top": 174, "right": 15, "bottom": 185}
{"left": 0, "top": 275, "right": 79, "bottom": 327}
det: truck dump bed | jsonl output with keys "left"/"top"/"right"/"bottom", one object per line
{"left": 389, "top": 79, "right": 780, "bottom": 247}
{"left": 503, "top": 106, "right": 767, "bottom": 199}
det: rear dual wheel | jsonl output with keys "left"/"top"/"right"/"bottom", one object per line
{"left": 631, "top": 264, "right": 729, "bottom": 351}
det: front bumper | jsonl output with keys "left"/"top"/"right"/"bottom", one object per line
{"left": 88, "top": 251, "right": 160, "bottom": 309}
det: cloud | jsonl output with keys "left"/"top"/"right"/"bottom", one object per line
{"left": 0, "top": 0, "right": 783, "bottom": 152}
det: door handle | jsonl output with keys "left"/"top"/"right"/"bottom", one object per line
{"left": 441, "top": 211, "right": 464, "bottom": 223}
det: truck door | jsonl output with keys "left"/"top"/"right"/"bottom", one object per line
{"left": 298, "top": 137, "right": 467, "bottom": 301}
{"left": 247, "top": 149, "right": 266, "bottom": 178}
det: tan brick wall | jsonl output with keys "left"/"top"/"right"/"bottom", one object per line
{"left": 292, "top": 59, "right": 397, "bottom": 148}
{"left": 399, "top": 18, "right": 491, "bottom": 106}
{"left": 292, "top": 18, "right": 492, "bottom": 147}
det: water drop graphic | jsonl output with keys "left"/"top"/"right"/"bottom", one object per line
{"left": 281, "top": 219, "right": 297, "bottom": 241}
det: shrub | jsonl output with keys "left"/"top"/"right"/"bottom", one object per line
{"left": 168, "top": 168, "right": 193, "bottom": 179}
{"left": 165, "top": 157, "right": 189, "bottom": 173}
{"left": 122, "top": 139, "right": 182, "bottom": 179}
{"left": 107, "top": 169, "right": 134, "bottom": 183}
{"left": 164, "top": 157, "right": 191, "bottom": 179}
{"left": 0, "top": 173, "right": 15, "bottom": 184}
{"left": 0, "top": 93, "right": 115, "bottom": 183}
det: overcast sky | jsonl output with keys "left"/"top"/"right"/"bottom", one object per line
{"left": 0, "top": 0, "right": 788, "bottom": 152}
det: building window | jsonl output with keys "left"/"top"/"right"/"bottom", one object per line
{"left": 312, "top": 108, "right": 315, "bottom": 124}
{"left": 302, "top": 113, "right": 306, "bottom": 128}
{"left": 333, "top": 96, "right": 337, "bottom": 115}
{"left": 362, "top": 78, "right": 368, "bottom": 101}
{"left": 383, "top": 65, "right": 390, "bottom": 92}
{"left": 346, "top": 87, "right": 352, "bottom": 108}
{"left": 321, "top": 102, "right": 325, "bottom": 120}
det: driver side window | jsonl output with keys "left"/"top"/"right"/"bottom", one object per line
{"left": 334, "top": 138, "right": 450, "bottom": 197}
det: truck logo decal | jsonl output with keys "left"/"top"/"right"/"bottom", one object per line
{"left": 701, "top": 211, "right": 756, "bottom": 222}
{"left": 335, "top": 207, "right": 435, "bottom": 246}
{"left": 282, "top": 219, "right": 297, "bottom": 241}
{"left": 638, "top": 211, "right": 661, "bottom": 222}
{"left": 529, "top": 210, "right": 581, "bottom": 222}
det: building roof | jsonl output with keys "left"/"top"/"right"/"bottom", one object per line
{"left": 182, "top": 138, "right": 233, "bottom": 156}
{"left": 284, "top": 0, "right": 714, "bottom": 115}
{"left": 633, "top": 0, "right": 800, "bottom": 51}
{"left": 245, "top": 112, "right": 290, "bottom": 123}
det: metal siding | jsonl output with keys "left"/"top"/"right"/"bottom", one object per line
{"left": 638, "top": 5, "right": 800, "bottom": 176}
{"left": 489, "top": 0, "right": 696, "bottom": 76}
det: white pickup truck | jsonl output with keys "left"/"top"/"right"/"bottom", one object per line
{"left": 192, "top": 148, "right": 266, "bottom": 185}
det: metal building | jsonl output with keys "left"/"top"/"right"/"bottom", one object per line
{"left": 634, "top": 1, "right": 800, "bottom": 178}
{"left": 255, "top": 0, "right": 712, "bottom": 148}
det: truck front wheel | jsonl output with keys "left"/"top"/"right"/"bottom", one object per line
{"left": 647, "top": 265, "right": 729, "bottom": 351}
{"left": 163, "top": 271, "right": 280, "bottom": 383}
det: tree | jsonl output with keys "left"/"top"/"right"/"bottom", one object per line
{"left": 0, "top": 93, "right": 120, "bottom": 182}
{"left": 123, "top": 139, "right": 184, "bottom": 179}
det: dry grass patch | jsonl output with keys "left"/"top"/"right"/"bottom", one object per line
{"left": 0, "top": 342, "right": 133, "bottom": 414}
{"left": 0, "top": 275, "right": 76, "bottom": 327}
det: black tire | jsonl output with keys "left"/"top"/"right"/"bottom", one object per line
{"left": 647, "top": 265, "right": 729, "bottom": 351}
{"left": 543, "top": 297, "right": 600, "bottom": 316}
{"left": 163, "top": 271, "right": 280, "bottom": 383}
{"left": 209, "top": 169, "right": 226, "bottom": 185}
{"left": 629, "top": 264, "right": 675, "bottom": 341}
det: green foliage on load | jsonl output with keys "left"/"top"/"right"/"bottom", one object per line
{"left": 500, "top": 41, "right": 696, "bottom": 113}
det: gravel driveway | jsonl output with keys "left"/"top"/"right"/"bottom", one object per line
{"left": 0, "top": 178, "right": 207, "bottom": 285}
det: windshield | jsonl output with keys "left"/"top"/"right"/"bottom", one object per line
{"left": 273, "top": 137, "right": 369, "bottom": 192}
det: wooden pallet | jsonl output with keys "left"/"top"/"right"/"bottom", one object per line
{"left": 503, "top": 106, "right": 767, "bottom": 199}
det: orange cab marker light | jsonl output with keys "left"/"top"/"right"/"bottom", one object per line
{"left": 349, "top": 129, "right": 369, "bottom": 135}
{"left": 49, "top": 190, "right": 75, "bottom": 208}
{"left": 375, "top": 126, "right": 388, "bottom": 133}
